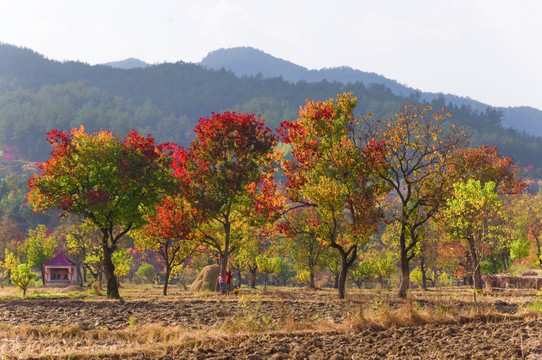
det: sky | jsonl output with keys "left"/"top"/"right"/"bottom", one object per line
{"left": 1, "top": 0, "right": 541, "bottom": 110}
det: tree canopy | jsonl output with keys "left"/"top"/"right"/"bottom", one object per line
{"left": 27, "top": 126, "right": 176, "bottom": 299}
{"left": 280, "top": 93, "right": 389, "bottom": 299}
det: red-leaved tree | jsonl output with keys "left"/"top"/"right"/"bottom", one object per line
{"left": 133, "top": 194, "right": 199, "bottom": 295}
{"left": 177, "top": 112, "right": 279, "bottom": 283}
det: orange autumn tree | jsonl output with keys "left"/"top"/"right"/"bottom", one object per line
{"left": 28, "top": 127, "right": 176, "bottom": 299}
{"left": 447, "top": 145, "right": 526, "bottom": 196}
{"left": 279, "top": 93, "right": 389, "bottom": 299}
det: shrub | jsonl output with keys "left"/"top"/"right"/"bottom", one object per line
{"left": 133, "top": 263, "right": 156, "bottom": 284}
{"left": 410, "top": 268, "right": 423, "bottom": 287}
{"left": 10, "top": 264, "right": 37, "bottom": 296}
{"left": 529, "top": 300, "right": 542, "bottom": 314}
{"left": 91, "top": 281, "right": 102, "bottom": 296}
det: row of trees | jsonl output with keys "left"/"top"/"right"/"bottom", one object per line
{"left": 25, "top": 93, "right": 526, "bottom": 300}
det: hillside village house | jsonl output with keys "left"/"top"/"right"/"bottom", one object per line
{"left": 43, "top": 253, "right": 78, "bottom": 287}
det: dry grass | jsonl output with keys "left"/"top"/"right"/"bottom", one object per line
{"left": 218, "top": 294, "right": 341, "bottom": 334}
{"left": 0, "top": 323, "right": 237, "bottom": 359}
{"left": 1, "top": 284, "right": 541, "bottom": 358}
{"left": 345, "top": 286, "right": 542, "bottom": 333}
{"left": 0, "top": 323, "right": 306, "bottom": 359}
{"left": 345, "top": 299, "right": 501, "bottom": 331}
{"left": 0, "top": 284, "right": 93, "bottom": 301}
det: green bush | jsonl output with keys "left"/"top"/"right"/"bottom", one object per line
{"left": 91, "top": 281, "right": 102, "bottom": 296}
{"left": 11, "top": 264, "right": 37, "bottom": 296}
{"left": 132, "top": 263, "right": 156, "bottom": 284}
{"left": 529, "top": 300, "right": 542, "bottom": 313}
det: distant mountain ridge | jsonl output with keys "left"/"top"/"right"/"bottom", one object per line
{"left": 103, "top": 58, "right": 149, "bottom": 69}
{"left": 200, "top": 47, "right": 542, "bottom": 136}
{"left": 201, "top": 47, "right": 414, "bottom": 96}
{"left": 100, "top": 47, "right": 542, "bottom": 136}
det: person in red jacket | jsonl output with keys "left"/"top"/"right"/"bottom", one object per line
{"left": 225, "top": 270, "right": 232, "bottom": 293}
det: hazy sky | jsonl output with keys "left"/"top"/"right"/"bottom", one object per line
{"left": 1, "top": 0, "right": 541, "bottom": 110}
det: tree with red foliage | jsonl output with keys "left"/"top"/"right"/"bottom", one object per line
{"left": 28, "top": 126, "right": 176, "bottom": 299}
{"left": 279, "top": 93, "right": 389, "bottom": 299}
{"left": 177, "top": 112, "right": 279, "bottom": 283}
{"left": 133, "top": 194, "right": 198, "bottom": 295}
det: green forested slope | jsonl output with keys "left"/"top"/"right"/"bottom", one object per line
{"left": 0, "top": 43, "right": 541, "bottom": 171}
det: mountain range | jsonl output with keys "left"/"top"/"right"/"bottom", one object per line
{"left": 1, "top": 42, "right": 542, "bottom": 172}
{"left": 106, "top": 46, "right": 542, "bottom": 137}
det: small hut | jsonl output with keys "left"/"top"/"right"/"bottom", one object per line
{"left": 43, "top": 253, "right": 78, "bottom": 287}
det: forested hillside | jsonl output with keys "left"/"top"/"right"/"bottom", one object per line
{"left": 1, "top": 43, "right": 541, "bottom": 172}
{"left": 201, "top": 47, "right": 542, "bottom": 137}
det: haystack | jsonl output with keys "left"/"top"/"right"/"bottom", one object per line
{"left": 191, "top": 264, "right": 220, "bottom": 292}
{"left": 482, "top": 274, "right": 542, "bottom": 291}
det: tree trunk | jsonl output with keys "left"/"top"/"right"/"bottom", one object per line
{"left": 500, "top": 251, "right": 509, "bottom": 272}
{"left": 308, "top": 268, "right": 315, "bottom": 289}
{"left": 249, "top": 266, "right": 257, "bottom": 289}
{"left": 354, "top": 279, "right": 363, "bottom": 289}
{"left": 218, "top": 221, "right": 231, "bottom": 291}
{"left": 398, "top": 249, "right": 410, "bottom": 298}
{"left": 263, "top": 273, "right": 268, "bottom": 293}
{"left": 337, "top": 253, "right": 347, "bottom": 299}
{"left": 40, "top": 265, "right": 45, "bottom": 286}
{"left": 473, "top": 261, "right": 483, "bottom": 290}
{"left": 163, "top": 264, "right": 171, "bottom": 296}
{"left": 220, "top": 251, "right": 228, "bottom": 286}
{"left": 102, "top": 245, "right": 120, "bottom": 299}
{"left": 534, "top": 236, "right": 542, "bottom": 267}
{"left": 77, "top": 264, "right": 83, "bottom": 286}
{"left": 468, "top": 238, "right": 483, "bottom": 290}
{"left": 490, "top": 254, "right": 497, "bottom": 274}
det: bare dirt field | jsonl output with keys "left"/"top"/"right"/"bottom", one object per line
{"left": 0, "top": 285, "right": 541, "bottom": 359}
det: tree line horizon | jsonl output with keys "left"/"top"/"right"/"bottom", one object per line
{"left": 10, "top": 92, "right": 533, "bottom": 300}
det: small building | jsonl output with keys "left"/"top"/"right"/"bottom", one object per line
{"left": 43, "top": 253, "right": 78, "bottom": 287}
